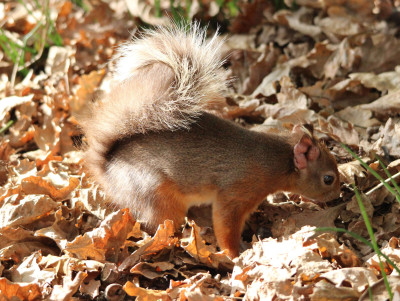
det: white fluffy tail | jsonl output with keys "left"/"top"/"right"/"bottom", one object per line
{"left": 82, "top": 23, "right": 227, "bottom": 179}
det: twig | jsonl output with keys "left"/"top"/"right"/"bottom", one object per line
{"left": 366, "top": 171, "right": 400, "bottom": 196}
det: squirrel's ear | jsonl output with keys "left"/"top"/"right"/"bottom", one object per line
{"left": 294, "top": 134, "right": 320, "bottom": 169}
{"left": 292, "top": 123, "right": 314, "bottom": 136}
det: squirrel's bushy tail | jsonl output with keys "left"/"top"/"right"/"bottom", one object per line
{"left": 82, "top": 23, "right": 226, "bottom": 178}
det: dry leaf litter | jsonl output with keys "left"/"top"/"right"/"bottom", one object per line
{"left": 1, "top": 0, "right": 400, "bottom": 300}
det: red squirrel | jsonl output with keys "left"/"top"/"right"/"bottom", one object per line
{"left": 82, "top": 23, "right": 340, "bottom": 259}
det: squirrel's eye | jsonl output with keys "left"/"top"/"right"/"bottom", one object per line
{"left": 324, "top": 175, "right": 334, "bottom": 185}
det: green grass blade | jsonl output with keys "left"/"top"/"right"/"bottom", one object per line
{"left": 368, "top": 283, "right": 373, "bottom": 301}
{"left": 353, "top": 186, "right": 377, "bottom": 246}
{"left": 17, "top": 0, "right": 39, "bottom": 21}
{"left": 71, "top": 0, "right": 90, "bottom": 12}
{"left": 185, "top": 0, "right": 192, "bottom": 20}
{"left": 43, "top": 0, "right": 63, "bottom": 47}
{"left": 315, "top": 227, "right": 372, "bottom": 246}
{"left": 0, "top": 120, "right": 14, "bottom": 134}
{"left": 353, "top": 186, "right": 392, "bottom": 300}
{"left": 375, "top": 155, "right": 400, "bottom": 201}
{"left": 341, "top": 143, "right": 399, "bottom": 199}
{"left": 154, "top": 0, "right": 162, "bottom": 18}
{"left": 315, "top": 227, "right": 400, "bottom": 275}
{"left": 0, "top": 30, "right": 25, "bottom": 64}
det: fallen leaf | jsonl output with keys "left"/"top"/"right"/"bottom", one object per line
{"left": 310, "top": 280, "right": 361, "bottom": 300}
{"left": 338, "top": 160, "right": 368, "bottom": 184}
{"left": 119, "top": 220, "right": 177, "bottom": 271}
{"left": 79, "top": 279, "right": 101, "bottom": 299}
{"left": 48, "top": 271, "right": 87, "bottom": 301}
{"left": 21, "top": 176, "right": 79, "bottom": 200}
{"left": 360, "top": 90, "right": 400, "bottom": 120}
{"left": 10, "top": 252, "right": 55, "bottom": 284}
{"left": 349, "top": 67, "right": 400, "bottom": 93}
{"left": 124, "top": 280, "right": 169, "bottom": 300}
{"left": 319, "top": 267, "right": 378, "bottom": 293}
{"left": 64, "top": 209, "right": 135, "bottom": 261}
{"left": 181, "top": 221, "right": 233, "bottom": 270}
{"left": 371, "top": 118, "right": 400, "bottom": 157}
{"left": 0, "top": 194, "right": 58, "bottom": 229}
{"left": 0, "top": 95, "right": 33, "bottom": 120}
{"left": 130, "top": 262, "right": 177, "bottom": 279}
{"left": 0, "top": 277, "right": 42, "bottom": 301}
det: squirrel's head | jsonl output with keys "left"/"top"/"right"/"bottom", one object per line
{"left": 291, "top": 124, "right": 340, "bottom": 202}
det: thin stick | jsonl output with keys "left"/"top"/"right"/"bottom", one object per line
{"left": 366, "top": 171, "right": 400, "bottom": 196}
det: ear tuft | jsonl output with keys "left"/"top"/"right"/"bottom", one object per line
{"left": 292, "top": 123, "right": 313, "bottom": 137}
{"left": 302, "top": 123, "right": 314, "bottom": 136}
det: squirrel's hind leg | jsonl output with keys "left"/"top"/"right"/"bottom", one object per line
{"left": 104, "top": 159, "right": 187, "bottom": 233}
{"left": 142, "top": 178, "right": 188, "bottom": 234}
